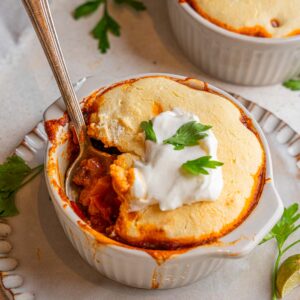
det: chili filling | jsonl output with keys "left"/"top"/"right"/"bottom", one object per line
{"left": 72, "top": 157, "right": 120, "bottom": 234}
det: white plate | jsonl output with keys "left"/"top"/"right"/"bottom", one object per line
{"left": 0, "top": 79, "right": 299, "bottom": 300}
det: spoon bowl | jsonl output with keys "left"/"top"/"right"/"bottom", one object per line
{"left": 65, "top": 138, "right": 113, "bottom": 201}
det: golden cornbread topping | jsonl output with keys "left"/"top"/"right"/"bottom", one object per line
{"left": 70, "top": 76, "right": 266, "bottom": 250}
{"left": 187, "top": 0, "right": 300, "bottom": 38}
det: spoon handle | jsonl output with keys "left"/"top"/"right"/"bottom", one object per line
{"left": 22, "top": 0, "right": 86, "bottom": 138}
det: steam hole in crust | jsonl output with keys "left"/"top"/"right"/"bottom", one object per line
{"left": 271, "top": 18, "right": 280, "bottom": 28}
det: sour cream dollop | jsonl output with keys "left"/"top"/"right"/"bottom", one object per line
{"left": 130, "top": 109, "right": 223, "bottom": 211}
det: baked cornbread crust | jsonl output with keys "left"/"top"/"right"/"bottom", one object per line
{"left": 187, "top": 0, "right": 300, "bottom": 38}
{"left": 88, "top": 76, "right": 265, "bottom": 249}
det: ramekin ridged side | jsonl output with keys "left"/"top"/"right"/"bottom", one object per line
{"left": 167, "top": 0, "right": 300, "bottom": 86}
{"left": 48, "top": 188, "right": 223, "bottom": 289}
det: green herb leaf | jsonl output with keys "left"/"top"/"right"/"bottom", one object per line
{"left": 114, "top": 0, "right": 146, "bottom": 11}
{"left": 260, "top": 203, "right": 300, "bottom": 249}
{"left": 0, "top": 155, "right": 43, "bottom": 217}
{"left": 74, "top": 0, "right": 145, "bottom": 54}
{"left": 91, "top": 3, "right": 121, "bottom": 53}
{"left": 0, "top": 156, "right": 31, "bottom": 192}
{"left": 73, "top": 0, "right": 104, "bottom": 19}
{"left": 92, "top": 16, "right": 110, "bottom": 53}
{"left": 283, "top": 79, "right": 300, "bottom": 91}
{"left": 163, "top": 121, "right": 212, "bottom": 150}
{"left": 260, "top": 203, "right": 300, "bottom": 300}
{"left": 181, "top": 156, "right": 223, "bottom": 176}
{"left": 0, "top": 192, "right": 18, "bottom": 217}
{"left": 140, "top": 120, "right": 157, "bottom": 142}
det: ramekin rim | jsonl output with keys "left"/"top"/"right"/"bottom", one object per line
{"left": 44, "top": 72, "right": 282, "bottom": 260}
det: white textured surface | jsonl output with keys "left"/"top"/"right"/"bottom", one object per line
{"left": 0, "top": 0, "right": 300, "bottom": 299}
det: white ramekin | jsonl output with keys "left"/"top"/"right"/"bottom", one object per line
{"left": 44, "top": 73, "right": 283, "bottom": 289}
{"left": 167, "top": 0, "right": 300, "bottom": 86}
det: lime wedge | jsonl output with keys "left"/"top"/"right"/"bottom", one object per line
{"left": 276, "top": 254, "right": 300, "bottom": 298}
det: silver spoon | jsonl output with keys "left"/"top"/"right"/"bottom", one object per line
{"left": 22, "top": 0, "right": 114, "bottom": 200}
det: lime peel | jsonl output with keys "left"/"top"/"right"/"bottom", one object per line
{"left": 276, "top": 254, "right": 300, "bottom": 298}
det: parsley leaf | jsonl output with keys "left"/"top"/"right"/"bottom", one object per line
{"left": 260, "top": 203, "right": 300, "bottom": 299}
{"left": 91, "top": 4, "right": 120, "bottom": 53}
{"left": 114, "top": 0, "right": 146, "bottom": 11}
{"left": 0, "top": 156, "right": 31, "bottom": 192}
{"left": 0, "top": 155, "right": 43, "bottom": 217}
{"left": 73, "top": 0, "right": 145, "bottom": 53}
{"left": 260, "top": 203, "right": 300, "bottom": 248}
{"left": 140, "top": 120, "right": 157, "bottom": 142}
{"left": 0, "top": 191, "right": 18, "bottom": 217}
{"left": 73, "top": 0, "right": 104, "bottom": 19}
{"left": 181, "top": 155, "right": 223, "bottom": 176}
{"left": 283, "top": 79, "right": 300, "bottom": 91}
{"left": 163, "top": 121, "right": 212, "bottom": 150}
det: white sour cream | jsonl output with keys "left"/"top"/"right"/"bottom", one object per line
{"left": 130, "top": 109, "right": 223, "bottom": 211}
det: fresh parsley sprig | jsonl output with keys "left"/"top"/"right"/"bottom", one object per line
{"left": 91, "top": 1, "right": 121, "bottom": 53}
{"left": 73, "top": 0, "right": 146, "bottom": 53}
{"left": 283, "top": 79, "right": 300, "bottom": 91}
{"left": 0, "top": 155, "right": 43, "bottom": 217}
{"left": 140, "top": 120, "right": 157, "bottom": 142}
{"left": 163, "top": 121, "right": 211, "bottom": 150}
{"left": 260, "top": 203, "right": 300, "bottom": 300}
{"left": 181, "top": 155, "right": 223, "bottom": 175}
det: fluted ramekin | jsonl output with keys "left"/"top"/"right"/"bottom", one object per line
{"left": 167, "top": 0, "right": 300, "bottom": 86}
{"left": 44, "top": 73, "right": 283, "bottom": 289}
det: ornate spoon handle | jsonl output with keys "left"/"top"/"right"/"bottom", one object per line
{"left": 22, "top": 0, "right": 86, "bottom": 140}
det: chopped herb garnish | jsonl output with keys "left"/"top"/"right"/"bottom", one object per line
{"left": 0, "top": 155, "right": 43, "bottom": 217}
{"left": 181, "top": 155, "right": 223, "bottom": 175}
{"left": 140, "top": 120, "right": 157, "bottom": 142}
{"left": 260, "top": 203, "right": 300, "bottom": 299}
{"left": 163, "top": 121, "right": 212, "bottom": 150}
{"left": 283, "top": 79, "right": 300, "bottom": 91}
{"left": 73, "top": 0, "right": 146, "bottom": 53}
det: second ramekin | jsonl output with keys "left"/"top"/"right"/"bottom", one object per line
{"left": 167, "top": 0, "right": 300, "bottom": 86}
{"left": 44, "top": 73, "right": 283, "bottom": 289}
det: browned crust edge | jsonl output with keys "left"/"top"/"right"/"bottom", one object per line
{"left": 186, "top": 0, "right": 299, "bottom": 38}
